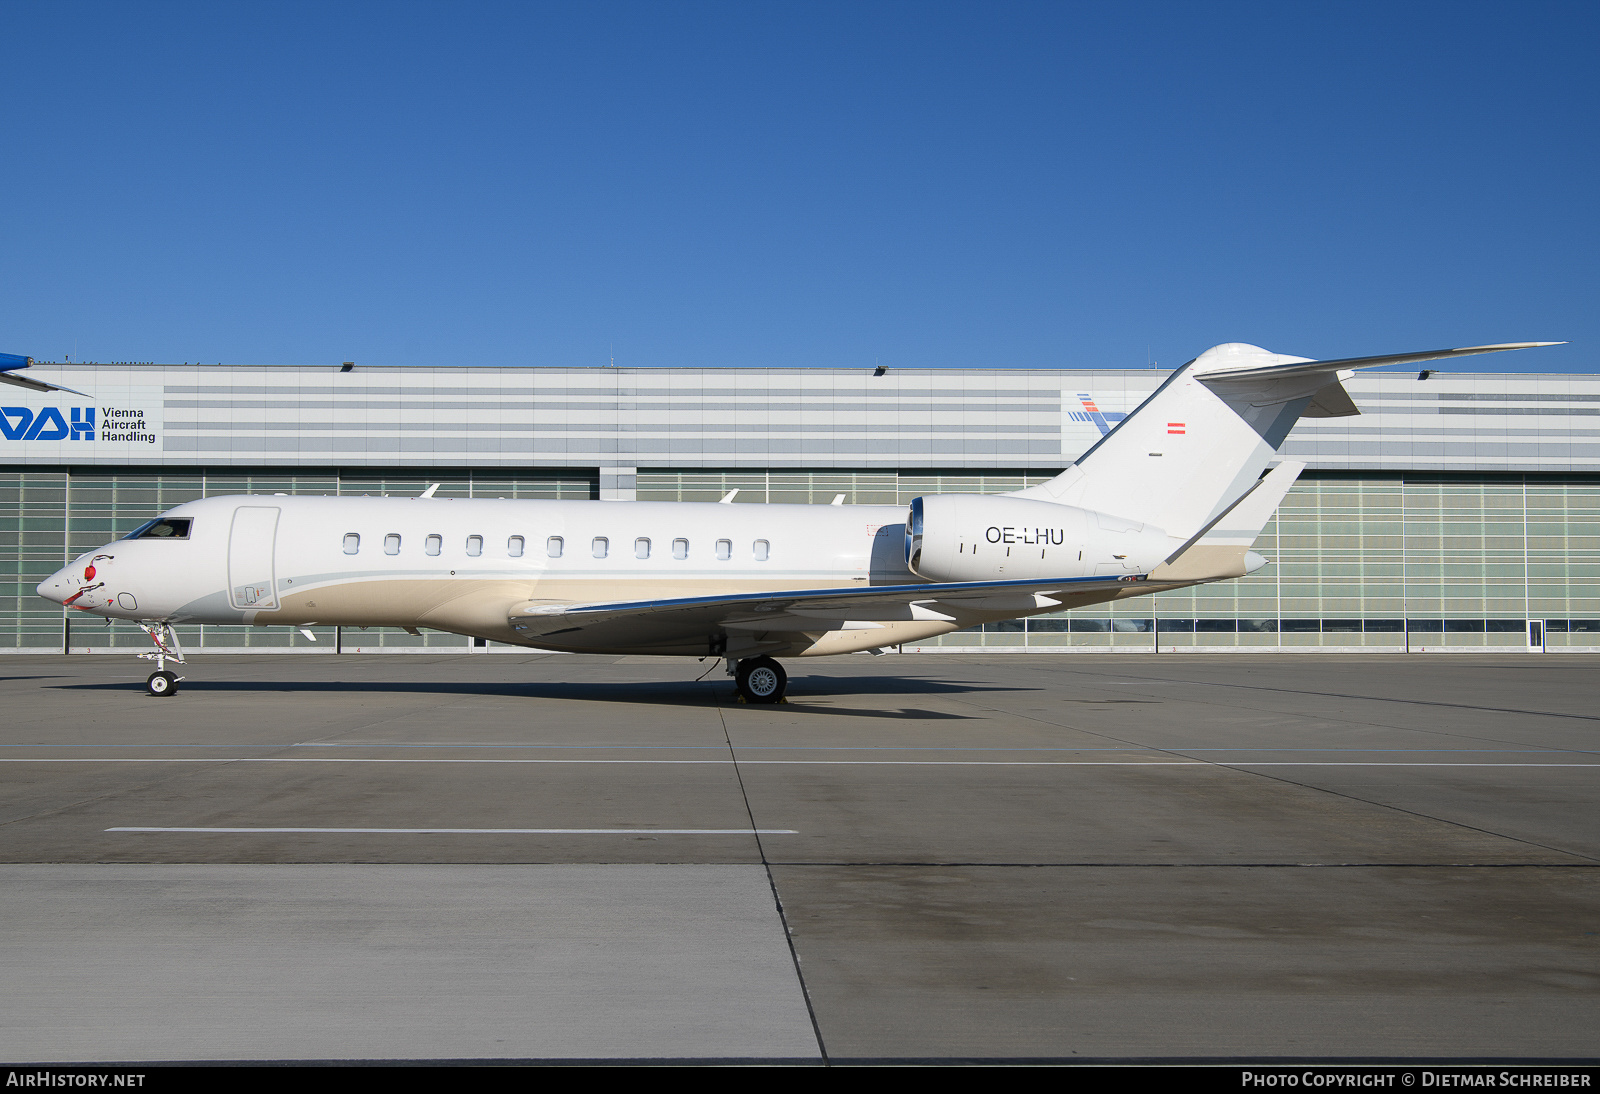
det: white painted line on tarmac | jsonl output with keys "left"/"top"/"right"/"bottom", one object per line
{"left": 1206, "top": 762, "right": 1600, "bottom": 768}
{"left": 3, "top": 757, "right": 734, "bottom": 764}
{"left": 105, "top": 827, "right": 798, "bottom": 835}
{"left": 5, "top": 757, "right": 1596, "bottom": 767}
{"left": 12, "top": 744, "right": 1590, "bottom": 754}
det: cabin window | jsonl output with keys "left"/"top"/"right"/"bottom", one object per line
{"left": 425, "top": 534, "right": 442, "bottom": 556}
{"left": 547, "top": 536, "right": 563, "bottom": 558}
{"left": 466, "top": 535, "right": 483, "bottom": 557}
{"left": 635, "top": 537, "right": 650, "bottom": 559}
{"left": 753, "top": 539, "right": 770, "bottom": 561}
{"left": 384, "top": 533, "right": 401, "bottom": 555}
{"left": 716, "top": 538, "right": 732, "bottom": 561}
{"left": 508, "top": 535, "right": 524, "bottom": 557}
{"left": 342, "top": 533, "right": 360, "bottom": 555}
{"left": 673, "top": 538, "right": 688, "bottom": 559}
{"left": 592, "top": 536, "right": 608, "bottom": 559}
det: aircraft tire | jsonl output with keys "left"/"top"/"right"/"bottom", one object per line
{"left": 736, "top": 657, "right": 786, "bottom": 704}
{"left": 146, "top": 670, "right": 179, "bottom": 697}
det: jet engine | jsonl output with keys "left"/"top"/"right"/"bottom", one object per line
{"left": 905, "top": 495, "right": 1176, "bottom": 582}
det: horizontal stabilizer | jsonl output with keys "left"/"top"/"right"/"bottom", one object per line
{"left": 1194, "top": 342, "right": 1565, "bottom": 383}
{"left": 1304, "top": 377, "right": 1360, "bottom": 418}
{"left": 1148, "top": 461, "right": 1304, "bottom": 583}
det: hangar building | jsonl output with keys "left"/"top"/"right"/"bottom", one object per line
{"left": 3, "top": 360, "right": 1597, "bottom": 653}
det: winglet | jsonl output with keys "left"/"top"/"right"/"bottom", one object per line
{"left": 1148, "top": 461, "right": 1305, "bottom": 582}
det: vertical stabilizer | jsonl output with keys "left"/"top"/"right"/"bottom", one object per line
{"left": 1012, "top": 340, "right": 1560, "bottom": 540}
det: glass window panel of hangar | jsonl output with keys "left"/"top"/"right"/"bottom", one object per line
{"left": 8, "top": 463, "right": 1600, "bottom": 653}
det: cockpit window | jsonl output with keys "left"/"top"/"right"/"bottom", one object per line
{"left": 123, "top": 518, "right": 192, "bottom": 540}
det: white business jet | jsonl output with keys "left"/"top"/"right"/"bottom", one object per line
{"left": 32, "top": 340, "right": 1560, "bottom": 700}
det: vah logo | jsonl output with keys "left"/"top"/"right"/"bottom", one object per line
{"left": 0, "top": 406, "right": 156, "bottom": 443}
{"left": 0, "top": 406, "right": 95, "bottom": 441}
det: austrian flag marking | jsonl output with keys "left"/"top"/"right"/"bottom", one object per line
{"left": 1167, "top": 422, "right": 1186, "bottom": 434}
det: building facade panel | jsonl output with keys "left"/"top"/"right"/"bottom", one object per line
{"left": 7, "top": 362, "right": 1600, "bottom": 472}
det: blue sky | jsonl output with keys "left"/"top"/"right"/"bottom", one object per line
{"left": 1, "top": 1, "right": 1594, "bottom": 373}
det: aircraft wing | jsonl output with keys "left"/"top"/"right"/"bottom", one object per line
{"left": 0, "top": 354, "right": 89, "bottom": 397}
{"left": 508, "top": 572, "right": 1150, "bottom": 647}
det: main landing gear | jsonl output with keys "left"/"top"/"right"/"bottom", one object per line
{"left": 728, "top": 655, "right": 788, "bottom": 704}
{"left": 137, "top": 621, "right": 187, "bottom": 697}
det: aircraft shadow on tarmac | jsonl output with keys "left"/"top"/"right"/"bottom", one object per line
{"left": 47, "top": 675, "right": 1026, "bottom": 718}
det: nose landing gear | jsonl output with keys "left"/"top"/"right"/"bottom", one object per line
{"left": 729, "top": 655, "right": 787, "bottom": 704}
{"left": 137, "top": 622, "right": 186, "bottom": 697}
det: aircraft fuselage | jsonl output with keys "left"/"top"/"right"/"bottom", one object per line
{"left": 40, "top": 494, "right": 929, "bottom": 653}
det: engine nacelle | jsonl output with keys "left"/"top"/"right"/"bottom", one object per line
{"left": 905, "top": 495, "right": 1176, "bottom": 582}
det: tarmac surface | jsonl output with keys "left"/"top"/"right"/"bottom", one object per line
{"left": 1, "top": 651, "right": 1597, "bottom": 1063}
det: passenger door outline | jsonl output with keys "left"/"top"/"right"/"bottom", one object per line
{"left": 228, "top": 506, "right": 281, "bottom": 610}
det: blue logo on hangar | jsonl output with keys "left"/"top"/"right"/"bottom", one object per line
{"left": 1067, "top": 394, "right": 1128, "bottom": 436}
{"left": 0, "top": 406, "right": 94, "bottom": 441}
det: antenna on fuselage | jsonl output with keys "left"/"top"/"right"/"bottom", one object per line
{"left": 420, "top": 483, "right": 440, "bottom": 498}
{"left": 719, "top": 489, "right": 739, "bottom": 504}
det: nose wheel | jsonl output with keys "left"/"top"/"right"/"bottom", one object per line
{"left": 733, "top": 656, "right": 787, "bottom": 704}
{"left": 137, "top": 622, "right": 187, "bottom": 697}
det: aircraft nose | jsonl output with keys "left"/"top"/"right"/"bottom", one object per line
{"left": 36, "top": 568, "right": 72, "bottom": 604}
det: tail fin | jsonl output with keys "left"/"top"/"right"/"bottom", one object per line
{"left": 1014, "top": 340, "right": 1560, "bottom": 539}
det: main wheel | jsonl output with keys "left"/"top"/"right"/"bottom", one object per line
{"left": 146, "top": 670, "right": 179, "bottom": 697}
{"left": 735, "top": 657, "right": 787, "bottom": 704}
